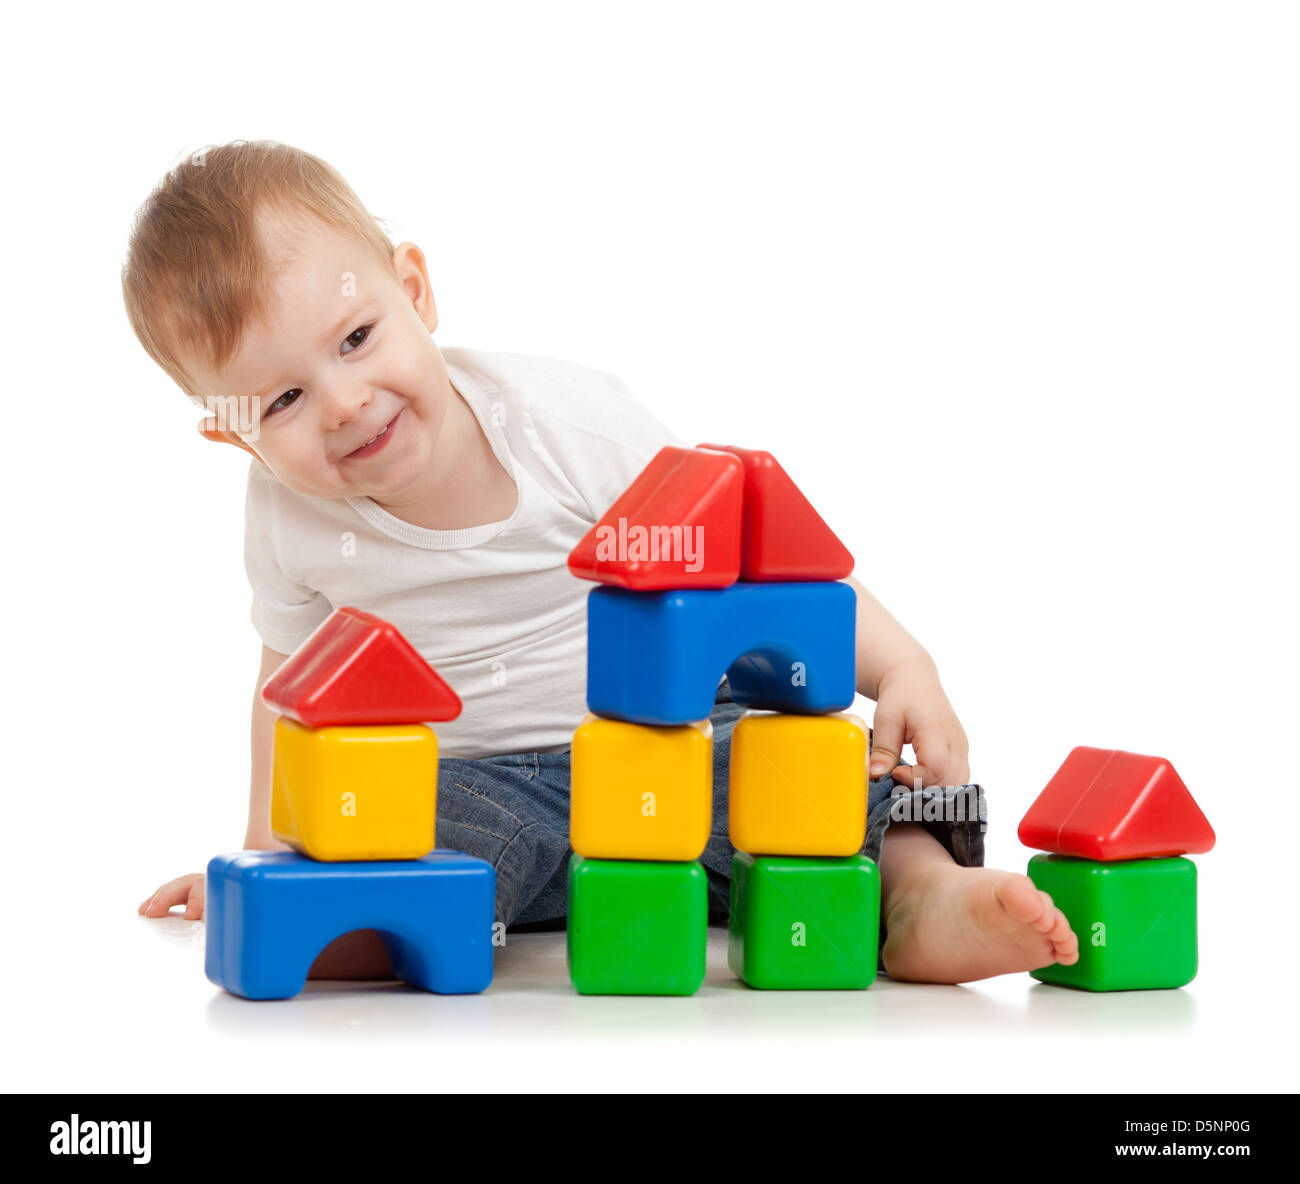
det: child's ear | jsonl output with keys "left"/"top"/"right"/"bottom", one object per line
{"left": 197, "top": 420, "right": 266, "bottom": 463}
{"left": 392, "top": 241, "right": 438, "bottom": 333}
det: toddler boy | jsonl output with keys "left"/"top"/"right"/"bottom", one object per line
{"left": 126, "top": 141, "right": 1077, "bottom": 983}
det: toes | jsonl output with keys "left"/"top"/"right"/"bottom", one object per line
{"left": 995, "top": 879, "right": 1082, "bottom": 968}
{"left": 1049, "top": 907, "right": 1080, "bottom": 964}
{"left": 993, "top": 875, "right": 1048, "bottom": 925}
{"left": 1055, "top": 943, "right": 1080, "bottom": 966}
{"left": 1029, "top": 890, "right": 1060, "bottom": 933}
{"left": 980, "top": 873, "right": 1088, "bottom": 974}
{"left": 1045, "top": 906, "right": 1075, "bottom": 945}
{"left": 1053, "top": 937, "right": 1080, "bottom": 965}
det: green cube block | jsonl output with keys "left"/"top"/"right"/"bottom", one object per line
{"left": 1027, "top": 854, "right": 1197, "bottom": 991}
{"left": 566, "top": 855, "right": 707, "bottom": 995}
{"left": 728, "top": 852, "right": 880, "bottom": 989}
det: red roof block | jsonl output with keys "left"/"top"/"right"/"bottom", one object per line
{"left": 567, "top": 446, "right": 743, "bottom": 589}
{"left": 1018, "top": 747, "right": 1215, "bottom": 861}
{"left": 696, "top": 444, "right": 854, "bottom": 581}
{"left": 261, "top": 606, "right": 462, "bottom": 727}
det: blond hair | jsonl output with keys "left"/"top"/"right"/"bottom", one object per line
{"left": 122, "top": 140, "right": 395, "bottom": 396}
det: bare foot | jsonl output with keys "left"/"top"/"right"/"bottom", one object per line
{"left": 882, "top": 864, "right": 1079, "bottom": 984}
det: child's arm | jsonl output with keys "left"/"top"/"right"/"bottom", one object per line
{"left": 845, "top": 575, "right": 970, "bottom": 788}
{"left": 138, "top": 645, "right": 291, "bottom": 920}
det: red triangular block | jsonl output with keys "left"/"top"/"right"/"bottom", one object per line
{"left": 1018, "top": 747, "right": 1215, "bottom": 861}
{"left": 696, "top": 444, "right": 854, "bottom": 580}
{"left": 261, "top": 606, "right": 462, "bottom": 727}
{"left": 567, "top": 446, "right": 743, "bottom": 588}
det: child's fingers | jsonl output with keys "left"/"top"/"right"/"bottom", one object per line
{"left": 942, "top": 730, "right": 971, "bottom": 785}
{"left": 183, "top": 880, "right": 206, "bottom": 920}
{"left": 138, "top": 874, "right": 201, "bottom": 917}
{"left": 138, "top": 892, "right": 175, "bottom": 917}
{"left": 895, "top": 762, "right": 935, "bottom": 789}
{"left": 946, "top": 730, "right": 971, "bottom": 783}
{"left": 937, "top": 749, "right": 970, "bottom": 786}
{"left": 897, "top": 730, "right": 944, "bottom": 788}
{"left": 900, "top": 755, "right": 977, "bottom": 791}
{"left": 139, "top": 885, "right": 185, "bottom": 916}
{"left": 912, "top": 732, "right": 969, "bottom": 786}
{"left": 869, "top": 704, "right": 905, "bottom": 778}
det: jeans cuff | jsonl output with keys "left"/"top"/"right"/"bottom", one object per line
{"left": 865, "top": 780, "right": 988, "bottom": 869}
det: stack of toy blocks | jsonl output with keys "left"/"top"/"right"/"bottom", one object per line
{"left": 205, "top": 607, "right": 496, "bottom": 1000}
{"left": 565, "top": 443, "right": 878, "bottom": 994}
{"left": 1019, "top": 747, "right": 1215, "bottom": 990}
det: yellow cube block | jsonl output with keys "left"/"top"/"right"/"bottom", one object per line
{"left": 271, "top": 718, "right": 438, "bottom": 861}
{"left": 571, "top": 713, "right": 713, "bottom": 860}
{"left": 729, "top": 712, "right": 868, "bottom": 856}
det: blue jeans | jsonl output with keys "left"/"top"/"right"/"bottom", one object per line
{"left": 435, "top": 679, "right": 986, "bottom": 936}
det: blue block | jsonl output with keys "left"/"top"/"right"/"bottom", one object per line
{"left": 586, "top": 581, "right": 856, "bottom": 725}
{"left": 205, "top": 850, "right": 495, "bottom": 1000}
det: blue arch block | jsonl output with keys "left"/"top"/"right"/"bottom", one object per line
{"left": 205, "top": 850, "right": 495, "bottom": 1000}
{"left": 586, "top": 581, "right": 856, "bottom": 725}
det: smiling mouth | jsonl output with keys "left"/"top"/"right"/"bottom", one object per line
{"left": 344, "top": 412, "right": 400, "bottom": 460}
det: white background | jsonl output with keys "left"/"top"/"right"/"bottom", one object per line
{"left": 1, "top": 1, "right": 1295, "bottom": 1093}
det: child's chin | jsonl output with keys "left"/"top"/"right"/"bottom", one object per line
{"left": 353, "top": 464, "right": 405, "bottom": 497}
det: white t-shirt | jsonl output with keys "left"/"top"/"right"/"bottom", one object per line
{"left": 244, "top": 347, "right": 688, "bottom": 758}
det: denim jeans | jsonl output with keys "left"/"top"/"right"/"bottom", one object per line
{"left": 435, "top": 679, "right": 986, "bottom": 940}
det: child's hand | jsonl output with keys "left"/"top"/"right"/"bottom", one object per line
{"left": 139, "top": 873, "right": 205, "bottom": 921}
{"left": 868, "top": 660, "right": 971, "bottom": 788}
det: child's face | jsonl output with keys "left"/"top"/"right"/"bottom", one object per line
{"left": 186, "top": 209, "right": 454, "bottom": 504}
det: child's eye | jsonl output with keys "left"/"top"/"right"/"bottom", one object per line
{"left": 264, "top": 389, "right": 302, "bottom": 418}
{"left": 341, "top": 324, "right": 373, "bottom": 354}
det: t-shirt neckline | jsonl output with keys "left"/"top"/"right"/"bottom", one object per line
{"left": 344, "top": 361, "right": 522, "bottom": 551}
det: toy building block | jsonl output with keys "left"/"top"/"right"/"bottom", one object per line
{"left": 205, "top": 851, "right": 495, "bottom": 1000}
{"left": 728, "top": 853, "right": 879, "bottom": 989}
{"left": 571, "top": 715, "right": 713, "bottom": 861}
{"left": 567, "top": 856, "right": 707, "bottom": 995}
{"left": 696, "top": 444, "right": 854, "bottom": 581}
{"left": 270, "top": 719, "right": 438, "bottom": 861}
{"left": 1018, "top": 747, "right": 1215, "bottom": 861}
{"left": 729, "top": 712, "right": 868, "bottom": 856}
{"left": 586, "top": 580, "right": 856, "bottom": 725}
{"left": 261, "top": 605, "right": 462, "bottom": 728}
{"left": 1026, "top": 854, "right": 1197, "bottom": 991}
{"left": 567, "top": 446, "right": 744, "bottom": 589}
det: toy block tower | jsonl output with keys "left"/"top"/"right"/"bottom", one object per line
{"left": 566, "top": 444, "right": 879, "bottom": 994}
{"left": 205, "top": 607, "right": 496, "bottom": 1000}
{"left": 1019, "top": 747, "right": 1216, "bottom": 990}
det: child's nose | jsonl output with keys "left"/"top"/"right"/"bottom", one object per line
{"left": 321, "top": 382, "right": 373, "bottom": 431}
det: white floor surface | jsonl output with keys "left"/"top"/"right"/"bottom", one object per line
{"left": 7, "top": 881, "right": 1288, "bottom": 1094}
